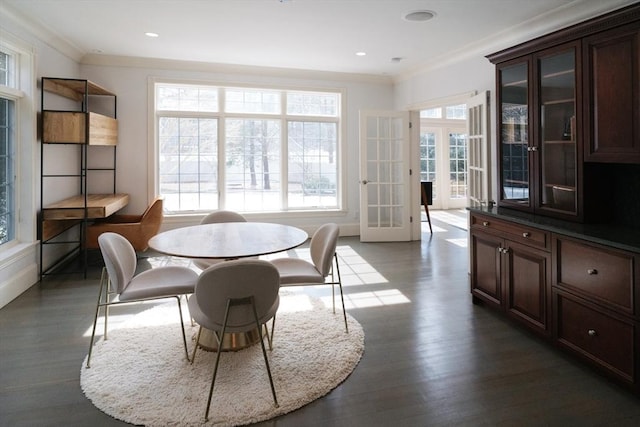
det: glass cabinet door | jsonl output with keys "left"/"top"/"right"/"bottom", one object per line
{"left": 537, "top": 48, "right": 577, "bottom": 214}
{"left": 499, "top": 62, "right": 530, "bottom": 207}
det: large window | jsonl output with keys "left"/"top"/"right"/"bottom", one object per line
{"left": 0, "top": 51, "right": 15, "bottom": 245}
{"left": 155, "top": 83, "right": 341, "bottom": 214}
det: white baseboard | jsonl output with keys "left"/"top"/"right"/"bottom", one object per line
{"left": 0, "top": 243, "right": 39, "bottom": 309}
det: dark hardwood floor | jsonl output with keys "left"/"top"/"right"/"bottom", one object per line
{"left": 1, "top": 211, "right": 639, "bottom": 426}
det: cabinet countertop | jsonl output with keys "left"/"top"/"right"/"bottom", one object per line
{"left": 467, "top": 206, "right": 640, "bottom": 253}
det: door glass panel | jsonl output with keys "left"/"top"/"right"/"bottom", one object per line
{"left": 500, "top": 62, "right": 529, "bottom": 205}
{"left": 539, "top": 49, "right": 576, "bottom": 213}
{"left": 367, "top": 183, "right": 378, "bottom": 204}
{"left": 379, "top": 207, "right": 391, "bottom": 227}
{"left": 368, "top": 206, "right": 378, "bottom": 227}
{"left": 419, "top": 130, "right": 437, "bottom": 200}
{"left": 449, "top": 132, "right": 467, "bottom": 199}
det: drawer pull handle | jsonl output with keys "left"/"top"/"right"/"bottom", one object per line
{"left": 588, "top": 329, "right": 597, "bottom": 337}
{"left": 482, "top": 221, "right": 489, "bottom": 227}
{"left": 522, "top": 232, "right": 530, "bottom": 238}
{"left": 587, "top": 269, "right": 598, "bottom": 275}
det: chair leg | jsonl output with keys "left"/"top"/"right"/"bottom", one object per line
{"left": 191, "top": 326, "right": 202, "bottom": 365}
{"left": 267, "top": 316, "right": 276, "bottom": 350}
{"left": 251, "top": 297, "right": 278, "bottom": 407}
{"left": 86, "top": 268, "right": 108, "bottom": 369}
{"left": 174, "top": 296, "right": 190, "bottom": 362}
{"left": 103, "top": 276, "right": 112, "bottom": 341}
{"left": 205, "top": 300, "right": 232, "bottom": 422}
{"left": 334, "top": 253, "right": 349, "bottom": 333}
{"left": 184, "top": 294, "right": 195, "bottom": 326}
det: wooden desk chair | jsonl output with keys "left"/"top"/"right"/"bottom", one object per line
{"left": 85, "top": 197, "right": 164, "bottom": 251}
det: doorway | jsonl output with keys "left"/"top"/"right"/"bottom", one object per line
{"left": 419, "top": 104, "right": 468, "bottom": 210}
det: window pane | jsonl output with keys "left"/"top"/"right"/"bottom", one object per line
{"left": 0, "top": 97, "right": 14, "bottom": 244}
{"left": 446, "top": 104, "right": 467, "bottom": 120}
{"left": 0, "top": 52, "right": 8, "bottom": 86}
{"left": 287, "top": 92, "right": 339, "bottom": 116}
{"left": 225, "top": 119, "right": 281, "bottom": 211}
{"left": 225, "top": 88, "right": 280, "bottom": 114}
{"left": 287, "top": 121, "right": 338, "bottom": 209}
{"left": 157, "top": 84, "right": 218, "bottom": 112}
{"left": 158, "top": 117, "right": 218, "bottom": 212}
{"left": 420, "top": 108, "right": 441, "bottom": 119}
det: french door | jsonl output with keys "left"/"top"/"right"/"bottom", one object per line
{"left": 420, "top": 124, "right": 468, "bottom": 209}
{"left": 358, "top": 111, "right": 411, "bottom": 242}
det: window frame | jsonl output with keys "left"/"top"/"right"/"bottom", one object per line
{"left": 150, "top": 78, "right": 346, "bottom": 217}
{"left": 0, "top": 32, "right": 35, "bottom": 253}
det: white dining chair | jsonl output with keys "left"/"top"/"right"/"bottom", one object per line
{"left": 270, "top": 223, "right": 348, "bottom": 332}
{"left": 188, "top": 259, "right": 280, "bottom": 421}
{"left": 86, "top": 232, "right": 198, "bottom": 368}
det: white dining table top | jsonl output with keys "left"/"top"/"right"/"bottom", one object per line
{"left": 148, "top": 222, "right": 308, "bottom": 259}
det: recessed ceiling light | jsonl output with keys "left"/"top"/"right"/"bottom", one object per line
{"left": 402, "top": 10, "right": 436, "bottom": 22}
{"left": 145, "top": 32, "right": 159, "bottom": 38}
{"left": 356, "top": 52, "right": 366, "bottom": 56}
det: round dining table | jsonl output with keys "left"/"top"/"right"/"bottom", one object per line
{"left": 148, "top": 222, "right": 308, "bottom": 260}
{"left": 148, "top": 221, "right": 309, "bottom": 351}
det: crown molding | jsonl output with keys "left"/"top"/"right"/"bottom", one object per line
{"left": 81, "top": 54, "right": 394, "bottom": 85}
{"left": 1, "top": 2, "right": 84, "bottom": 62}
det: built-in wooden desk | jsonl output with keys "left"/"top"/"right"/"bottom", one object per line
{"left": 43, "top": 193, "right": 129, "bottom": 220}
{"left": 41, "top": 194, "right": 129, "bottom": 241}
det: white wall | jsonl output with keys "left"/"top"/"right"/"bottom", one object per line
{"left": 0, "top": 11, "right": 80, "bottom": 308}
{"left": 80, "top": 58, "right": 394, "bottom": 235}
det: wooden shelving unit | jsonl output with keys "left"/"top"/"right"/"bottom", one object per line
{"left": 39, "top": 77, "right": 127, "bottom": 278}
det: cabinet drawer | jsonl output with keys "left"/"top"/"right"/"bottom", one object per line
{"left": 555, "top": 292, "right": 635, "bottom": 383}
{"left": 470, "top": 214, "right": 549, "bottom": 249}
{"left": 556, "top": 238, "right": 635, "bottom": 313}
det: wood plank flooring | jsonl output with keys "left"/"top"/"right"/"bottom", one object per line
{"left": 1, "top": 211, "right": 639, "bottom": 426}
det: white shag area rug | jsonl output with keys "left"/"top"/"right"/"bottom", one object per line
{"left": 81, "top": 291, "right": 364, "bottom": 426}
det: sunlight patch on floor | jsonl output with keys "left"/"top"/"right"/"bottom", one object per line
{"left": 341, "top": 289, "right": 411, "bottom": 308}
{"left": 446, "top": 238, "right": 468, "bottom": 248}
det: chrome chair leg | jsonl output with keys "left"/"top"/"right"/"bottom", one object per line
{"left": 86, "top": 268, "right": 108, "bottom": 369}
{"left": 191, "top": 326, "right": 203, "bottom": 365}
{"left": 252, "top": 298, "right": 278, "bottom": 408}
{"left": 334, "top": 254, "right": 348, "bottom": 333}
{"left": 174, "top": 296, "right": 190, "bottom": 362}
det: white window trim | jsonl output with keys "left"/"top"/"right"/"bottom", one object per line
{"left": 0, "top": 30, "right": 36, "bottom": 251}
{"left": 0, "top": 30, "right": 38, "bottom": 309}
{"left": 147, "top": 76, "right": 348, "bottom": 221}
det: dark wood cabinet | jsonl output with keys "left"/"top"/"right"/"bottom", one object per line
{"left": 554, "top": 289, "right": 637, "bottom": 385}
{"left": 474, "top": 2, "right": 640, "bottom": 395}
{"left": 470, "top": 213, "right": 551, "bottom": 336}
{"left": 470, "top": 230, "right": 503, "bottom": 308}
{"left": 505, "top": 240, "right": 551, "bottom": 334}
{"left": 583, "top": 22, "right": 640, "bottom": 163}
{"left": 488, "top": 4, "right": 640, "bottom": 223}
{"left": 469, "top": 209, "right": 640, "bottom": 391}
{"left": 492, "top": 42, "right": 582, "bottom": 221}
{"left": 552, "top": 235, "right": 639, "bottom": 386}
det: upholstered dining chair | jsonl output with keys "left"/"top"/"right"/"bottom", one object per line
{"left": 192, "top": 210, "right": 252, "bottom": 271}
{"left": 188, "top": 259, "right": 280, "bottom": 421}
{"left": 270, "top": 223, "right": 348, "bottom": 332}
{"left": 86, "top": 232, "right": 198, "bottom": 368}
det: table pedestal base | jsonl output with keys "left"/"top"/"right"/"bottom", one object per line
{"left": 197, "top": 327, "right": 261, "bottom": 352}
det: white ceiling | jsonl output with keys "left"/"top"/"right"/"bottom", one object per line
{"left": 2, "top": 0, "right": 637, "bottom": 77}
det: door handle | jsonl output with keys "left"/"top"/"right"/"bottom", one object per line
{"left": 361, "top": 180, "right": 368, "bottom": 185}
